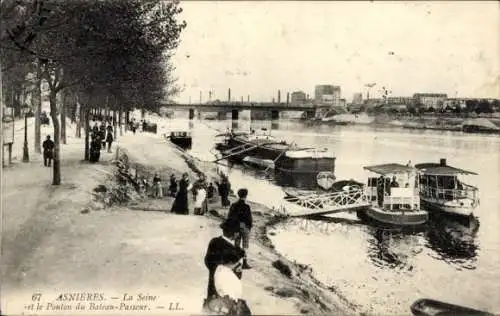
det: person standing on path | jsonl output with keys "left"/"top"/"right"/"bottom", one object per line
{"left": 227, "top": 188, "right": 253, "bottom": 270}
{"left": 169, "top": 174, "right": 177, "bottom": 197}
{"left": 42, "top": 135, "right": 54, "bottom": 167}
{"left": 89, "top": 136, "right": 101, "bottom": 163}
{"left": 216, "top": 175, "right": 231, "bottom": 208}
{"left": 193, "top": 183, "right": 207, "bottom": 215}
{"left": 106, "top": 130, "right": 114, "bottom": 153}
{"left": 153, "top": 173, "right": 163, "bottom": 198}
{"left": 171, "top": 172, "right": 191, "bottom": 214}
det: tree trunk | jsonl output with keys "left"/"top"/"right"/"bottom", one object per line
{"left": 84, "top": 106, "right": 90, "bottom": 161}
{"left": 118, "top": 106, "right": 123, "bottom": 136}
{"left": 125, "top": 110, "right": 130, "bottom": 131}
{"left": 76, "top": 95, "right": 81, "bottom": 138}
{"left": 33, "top": 62, "right": 42, "bottom": 153}
{"left": 61, "top": 91, "right": 67, "bottom": 145}
{"left": 49, "top": 91, "right": 61, "bottom": 185}
{"left": 113, "top": 108, "right": 117, "bottom": 140}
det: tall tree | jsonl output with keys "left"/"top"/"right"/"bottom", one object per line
{"left": 2, "top": 0, "right": 186, "bottom": 184}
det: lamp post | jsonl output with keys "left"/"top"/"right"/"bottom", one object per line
{"left": 22, "top": 112, "right": 29, "bottom": 162}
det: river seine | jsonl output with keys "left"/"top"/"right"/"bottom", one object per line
{"left": 160, "top": 114, "right": 500, "bottom": 315}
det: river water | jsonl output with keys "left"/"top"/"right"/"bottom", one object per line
{"left": 156, "top": 113, "right": 500, "bottom": 315}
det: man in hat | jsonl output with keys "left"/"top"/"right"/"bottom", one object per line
{"left": 204, "top": 219, "right": 246, "bottom": 305}
{"left": 227, "top": 188, "right": 253, "bottom": 269}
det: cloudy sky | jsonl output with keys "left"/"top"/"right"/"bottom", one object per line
{"left": 171, "top": 1, "right": 499, "bottom": 103}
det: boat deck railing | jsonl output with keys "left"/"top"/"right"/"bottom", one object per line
{"left": 421, "top": 184, "right": 479, "bottom": 204}
{"left": 365, "top": 187, "right": 421, "bottom": 211}
{"left": 381, "top": 195, "right": 420, "bottom": 211}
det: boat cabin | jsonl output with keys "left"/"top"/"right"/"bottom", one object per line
{"left": 415, "top": 159, "right": 479, "bottom": 204}
{"left": 364, "top": 163, "right": 420, "bottom": 211}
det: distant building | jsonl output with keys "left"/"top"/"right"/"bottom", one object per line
{"left": 339, "top": 99, "right": 346, "bottom": 107}
{"left": 363, "top": 98, "right": 383, "bottom": 107}
{"left": 387, "top": 96, "right": 413, "bottom": 105}
{"left": 352, "top": 93, "right": 363, "bottom": 105}
{"left": 315, "top": 85, "right": 341, "bottom": 106}
{"left": 443, "top": 98, "right": 467, "bottom": 109}
{"left": 413, "top": 93, "right": 448, "bottom": 109}
{"left": 291, "top": 91, "right": 307, "bottom": 105}
{"left": 443, "top": 97, "right": 497, "bottom": 110}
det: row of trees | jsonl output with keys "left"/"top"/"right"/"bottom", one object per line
{"left": 1, "top": 0, "right": 186, "bottom": 185}
{"left": 362, "top": 99, "right": 499, "bottom": 116}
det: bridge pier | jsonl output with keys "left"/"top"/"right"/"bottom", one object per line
{"left": 189, "top": 108, "right": 195, "bottom": 120}
{"left": 271, "top": 110, "right": 280, "bottom": 120}
{"left": 231, "top": 109, "right": 239, "bottom": 120}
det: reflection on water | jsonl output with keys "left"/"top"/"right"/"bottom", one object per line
{"left": 367, "top": 228, "right": 423, "bottom": 271}
{"left": 425, "top": 215, "right": 479, "bottom": 268}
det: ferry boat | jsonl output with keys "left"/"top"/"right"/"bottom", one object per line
{"left": 167, "top": 131, "right": 192, "bottom": 150}
{"left": 215, "top": 128, "right": 336, "bottom": 176}
{"left": 360, "top": 163, "right": 428, "bottom": 226}
{"left": 415, "top": 159, "right": 479, "bottom": 217}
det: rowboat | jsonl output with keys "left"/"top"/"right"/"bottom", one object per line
{"left": 410, "top": 298, "right": 493, "bottom": 316}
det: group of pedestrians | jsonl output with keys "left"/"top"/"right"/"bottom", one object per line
{"left": 170, "top": 172, "right": 230, "bottom": 215}
{"left": 89, "top": 121, "right": 114, "bottom": 163}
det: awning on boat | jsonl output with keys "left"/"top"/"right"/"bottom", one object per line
{"left": 363, "top": 163, "right": 414, "bottom": 175}
{"left": 414, "top": 163, "right": 477, "bottom": 176}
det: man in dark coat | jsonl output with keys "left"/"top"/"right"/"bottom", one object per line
{"left": 204, "top": 219, "right": 245, "bottom": 303}
{"left": 216, "top": 175, "right": 231, "bottom": 207}
{"left": 42, "top": 135, "right": 54, "bottom": 167}
{"left": 227, "top": 188, "right": 253, "bottom": 269}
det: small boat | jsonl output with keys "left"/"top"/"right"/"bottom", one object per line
{"left": 360, "top": 163, "right": 428, "bottom": 226}
{"left": 168, "top": 131, "right": 192, "bottom": 149}
{"left": 316, "top": 171, "right": 336, "bottom": 190}
{"left": 242, "top": 156, "right": 275, "bottom": 170}
{"left": 410, "top": 298, "right": 493, "bottom": 316}
{"left": 415, "top": 159, "right": 479, "bottom": 217}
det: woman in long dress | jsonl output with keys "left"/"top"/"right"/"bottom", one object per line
{"left": 171, "top": 173, "right": 191, "bottom": 214}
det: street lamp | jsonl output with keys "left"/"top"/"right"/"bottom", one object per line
{"left": 22, "top": 112, "right": 29, "bottom": 162}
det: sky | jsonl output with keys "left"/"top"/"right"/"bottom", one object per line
{"left": 170, "top": 1, "right": 500, "bottom": 103}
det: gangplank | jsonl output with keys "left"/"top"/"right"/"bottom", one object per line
{"left": 276, "top": 188, "right": 371, "bottom": 217}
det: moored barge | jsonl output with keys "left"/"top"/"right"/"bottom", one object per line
{"left": 215, "top": 128, "right": 336, "bottom": 176}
